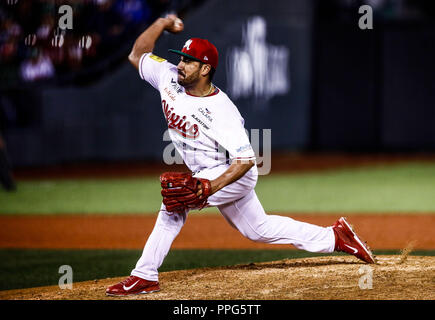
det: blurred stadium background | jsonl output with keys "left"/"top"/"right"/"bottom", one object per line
{"left": 0, "top": 0, "right": 434, "bottom": 292}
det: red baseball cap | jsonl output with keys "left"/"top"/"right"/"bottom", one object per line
{"left": 169, "top": 38, "right": 218, "bottom": 70}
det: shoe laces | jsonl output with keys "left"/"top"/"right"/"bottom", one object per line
{"left": 120, "top": 276, "right": 136, "bottom": 285}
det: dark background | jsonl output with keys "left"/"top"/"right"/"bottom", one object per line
{"left": 1, "top": 0, "right": 434, "bottom": 168}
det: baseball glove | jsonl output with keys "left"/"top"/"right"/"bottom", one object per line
{"left": 160, "top": 172, "right": 212, "bottom": 213}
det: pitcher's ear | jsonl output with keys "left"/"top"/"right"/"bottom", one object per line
{"left": 201, "top": 64, "right": 212, "bottom": 77}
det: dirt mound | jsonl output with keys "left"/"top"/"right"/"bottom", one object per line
{"left": 1, "top": 255, "right": 434, "bottom": 300}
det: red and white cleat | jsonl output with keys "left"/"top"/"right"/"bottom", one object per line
{"left": 332, "top": 217, "right": 376, "bottom": 264}
{"left": 106, "top": 276, "right": 160, "bottom": 296}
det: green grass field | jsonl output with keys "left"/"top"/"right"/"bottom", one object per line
{"left": 1, "top": 163, "right": 435, "bottom": 214}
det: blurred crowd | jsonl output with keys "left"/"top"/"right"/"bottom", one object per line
{"left": 0, "top": 0, "right": 157, "bottom": 86}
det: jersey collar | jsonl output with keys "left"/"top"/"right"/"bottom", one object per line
{"left": 185, "top": 87, "right": 220, "bottom": 97}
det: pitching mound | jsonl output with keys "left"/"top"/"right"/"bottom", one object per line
{"left": 1, "top": 255, "right": 434, "bottom": 300}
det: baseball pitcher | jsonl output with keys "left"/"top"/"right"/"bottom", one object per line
{"left": 106, "top": 14, "right": 376, "bottom": 296}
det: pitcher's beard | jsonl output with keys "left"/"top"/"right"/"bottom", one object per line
{"left": 177, "top": 70, "right": 200, "bottom": 88}
{"left": 177, "top": 74, "right": 187, "bottom": 86}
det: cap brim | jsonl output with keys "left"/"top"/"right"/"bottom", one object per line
{"left": 168, "top": 49, "right": 203, "bottom": 63}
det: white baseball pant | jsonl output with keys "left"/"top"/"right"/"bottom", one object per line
{"left": 131, "top": 165, "right": 336, "bottom": 281}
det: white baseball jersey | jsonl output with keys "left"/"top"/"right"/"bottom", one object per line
{"left": 138, "top": 52, "right": 257, "bottom": 180}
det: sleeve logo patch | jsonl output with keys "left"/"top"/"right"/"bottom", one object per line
{"left": 236, "top": 144, "right": 252, "bottom": 153}
{"left": 149, "top": 54, "right": 166, "bottom": 62}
